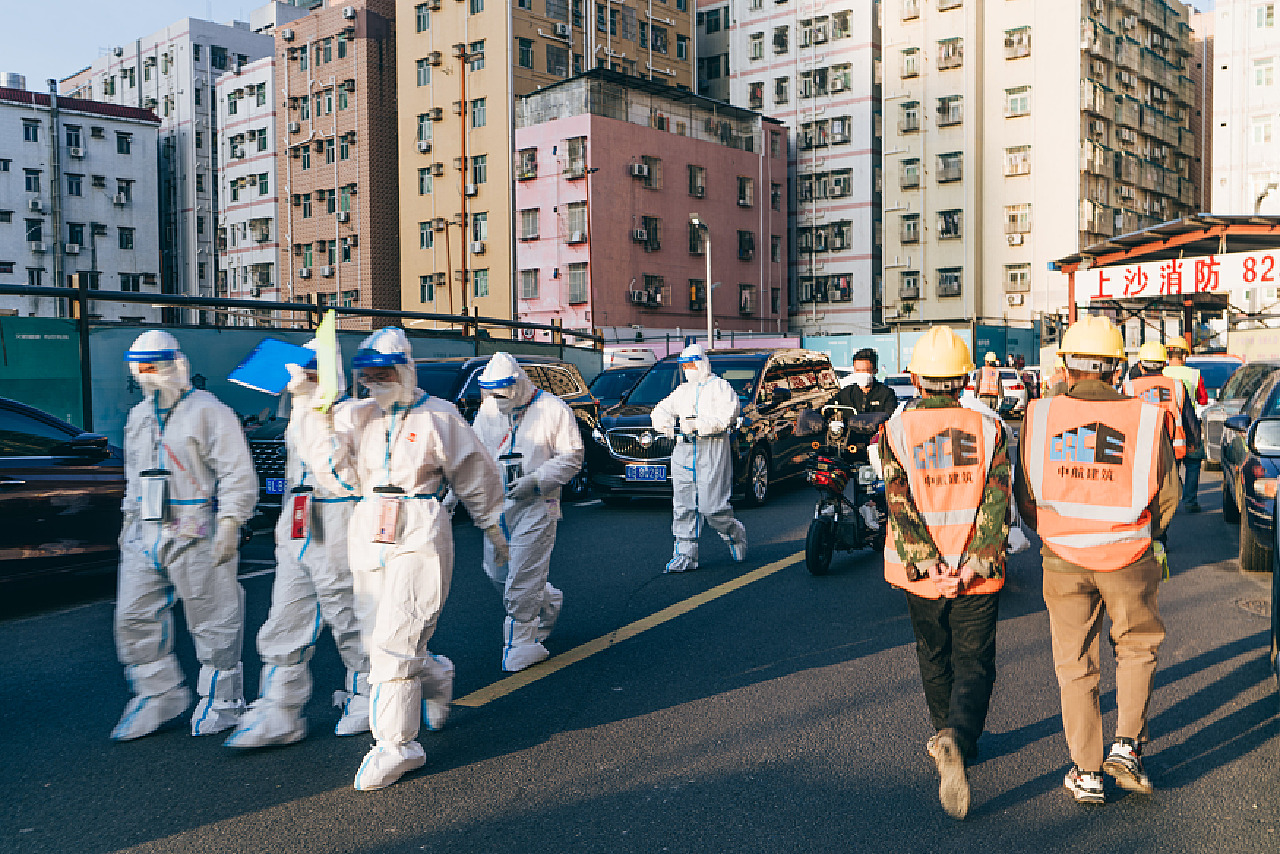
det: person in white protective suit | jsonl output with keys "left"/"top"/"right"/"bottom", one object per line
{"left": 224, "top": 342, "right": 372, "bottom": 748}
{"left": 650, "top": 343, "right": 748, "bottom": 573}
{"left": 473, "top": 353, "right": 584, "bottom": 672}
{"left": 112, "top": 330, "right": 257, "bottom": 740}
{"left": 294, "top": 326, "right": 507, "bottom": 791}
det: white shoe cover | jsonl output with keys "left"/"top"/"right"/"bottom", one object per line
{"left": 223, "top": 702, "right": 306, "bottom": 748}
{"left": 353, "top": 741, "right": 426, "bottom": 791}
{"left": 421, "top": 657, "right": 454, "bottom": 732}
{"left": 536, "top": 584, "right": 563, "bottom": 644}
{"left": 111, "top": 686, "right": 191, "bottom": 741}
{"left": 664, "top": 553, "right": 697, "bottom": 573}
{"left": 192, "top": 663, "right": 246, "bottom": 736}
{"left": 502, "top": 617, "right": 549, "bottom": 672}
{"left": 333, "top": 690, "right": 371, "bottom": 736}
{"left": 722, "top": 520, "right": 748, "bottom": 562}
{"left": 1007, "top": 526, "right": 1031, "bottom": 554}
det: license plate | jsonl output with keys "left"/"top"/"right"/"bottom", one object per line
{"left": 265, "top": 478, "right": 287, "bottom": 494}
{"left": 625, "top": 464, "right": 666, "bottom": 482}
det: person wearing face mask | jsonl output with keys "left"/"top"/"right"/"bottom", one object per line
{"left": 473, "top": 353, "right": 584, "bottom": 671}
{"left": 651, "top": 343, "right": 748, "bottom": 574}
{"left": 112, "top": 330, "right": 257, "bottom": 741}
{"left": 224, "top": 340, "right": 372, "bottom": 749}
{"left": 293, "top": 326, "right": 507, "bottom": 791}
{"left": 835, "top": 348, "right": 899, "bottom": 416}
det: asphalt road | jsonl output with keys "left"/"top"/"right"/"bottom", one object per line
{"left": 1, "top": 469, "right": 1277, "bottom": 854}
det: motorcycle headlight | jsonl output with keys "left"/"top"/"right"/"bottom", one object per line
{"left": 857, "top": 464, "right": 878, "bottom": 486}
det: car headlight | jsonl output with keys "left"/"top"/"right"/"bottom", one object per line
{"left": 591, "top": 427, "right": 607, "bottom": 445}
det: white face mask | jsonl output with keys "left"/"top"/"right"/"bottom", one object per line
{"left": 852, "top": 371, "right": 874, "bottom": 389}
{"left": 363, "top": 381, "right": 403, "bottom": 410}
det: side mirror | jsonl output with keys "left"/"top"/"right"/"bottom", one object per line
{"left": 1224, "top": 414, "right": 1251, "bottom": 434}
{"left": 1249, "top": 418, "right": 1280, "bottom": 457}
{"left": 55, "top": 432, "right": 111, "bottom": 463}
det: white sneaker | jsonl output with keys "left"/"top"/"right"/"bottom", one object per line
{"left": 353, "top": 741, "right": 426, "bottom": 791}
{"left": 191, "top": 697, "right": 246, "bottom": 736}
{"left": 111, "top": 686, "right": 191, "bottom": 741}
{"left": 223, "top": 703, "right": 306, "bottom": 748}
{"left": 333, "top": 690, "right": 370, "bottom": 736}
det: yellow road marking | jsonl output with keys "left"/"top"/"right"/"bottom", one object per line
{"left": 453, "top": 549, "right": 805, "bottom": 707}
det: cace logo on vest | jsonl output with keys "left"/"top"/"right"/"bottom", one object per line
{"left": 1135, "top": 386, "right": 1173, "bottom": 404}
{"left": 912, "top": 427, "right": 980, "bottom": 486}
{"left": 1049, "top": 421, "right": 1126, "bottom": 483}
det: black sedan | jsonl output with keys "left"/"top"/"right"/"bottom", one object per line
{"left": 0, "top": 397, "right": 124, "bottom": 582}
{"left": 1219, "top": 371, "right": 1280, "bottom": 573}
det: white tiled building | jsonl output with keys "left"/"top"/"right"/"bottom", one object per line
{"left": 1213, "top": 0, "right": 1280, "bottom": 217}
{"left": 61, "top": 16, "right": 276, "bottom": 323}
{"left": 700, "top": 0, "right": 881, "bottom": 335}
{"left": 0, "top": 78, "right": 162, "bottom": 321}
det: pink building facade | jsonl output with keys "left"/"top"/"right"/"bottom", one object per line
{"left": 514, "top": 71, "right": 789, "bottom": 341}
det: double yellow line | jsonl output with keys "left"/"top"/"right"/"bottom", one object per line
{"left": 454, "top": 550, "right": 805, "bottom": 707}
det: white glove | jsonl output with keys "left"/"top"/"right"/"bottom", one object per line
{"left": 484, "top": 524, "right": 510, "bottom": 567}
{"left": 507, "top": 475, "right": 538, "bottom": 502}
{"left": 212, "top": 517, "right": 242, "bottom": 566}
{"left": 119, "top": 508, "right": 138, "bottom": 548}
{"left": 286, "top": 363, "right": 317, "bottom": 395}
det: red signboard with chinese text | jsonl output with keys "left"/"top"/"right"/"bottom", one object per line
{"left": 1079, "top": 249, "right": 1274, "bottom": 302}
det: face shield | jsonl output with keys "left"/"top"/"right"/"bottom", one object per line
{"left": 125, "top": 330, "right": 191, "bottom": 406}
{"left": 353, "top": 327, "right": 415, "bottom": 409}
{"left": 676, "top": 344, "right": 710, "bottom": 384}
{"left": 477, "top": 352, "right": 532, "bottom": 416}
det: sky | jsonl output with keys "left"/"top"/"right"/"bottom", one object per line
{"left": 2, "top": 0, "right": 1219, "bottom": 93}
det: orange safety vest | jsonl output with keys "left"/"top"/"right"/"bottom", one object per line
{"left": 978, "top": 366, "right": 1002, "bottom": 397}
{"left": 1125, "top": 374, "right": 1186, "bottom": 459}
{"left": 882, "top": 406, "right": 1004, "bottom": 599}
{"left": 1023, "top": 395, "right": 1163, "bottom": 572}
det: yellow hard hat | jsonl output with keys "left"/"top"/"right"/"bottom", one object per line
{"left": 1057, "top": 315, "right": 1124, "bottom": 359}
{"left": 908, "top": 326, "right": 975, "bottom": 378}
{"left": 984, "top": 351, "right": 999, "bottom": 364}
{"left": 1137, "top": 340, "right": 1168, "bottom": 363}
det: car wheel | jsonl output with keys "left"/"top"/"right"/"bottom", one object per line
{"left": 1223, "top": 478, "right": 1241, "bottom": 525}
{"left": 1239, "top": 512, "right": 1273, "bottom": 574}
{"left": 743, "top": 447, "right": 771, "bottom": 506}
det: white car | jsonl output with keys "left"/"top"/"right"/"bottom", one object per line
{"left": 964, "top": 368, "right": 1029, "bottom": 415}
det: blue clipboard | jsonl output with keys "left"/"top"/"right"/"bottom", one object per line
{"left": 228, "top": 338, "right": 316, "bottom": 395}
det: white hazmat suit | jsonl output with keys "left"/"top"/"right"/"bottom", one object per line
{"left": 473, "top": 353, "right": 584, "bottom": 672}
{"left": 225, "top": 342, "right": 372, "bottom": 749}
{"left": 650, "top": 344, "right": 748, "bottom": 573}
{"left": 113, "top": 330, "right": 257, "bottom": 740}
{"left": 294, "top": 327, "right": 507, "bottom": 791}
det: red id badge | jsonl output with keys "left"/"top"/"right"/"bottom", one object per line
{"left": 372, "top": 496, "right": 400, "bottom": 544}
{"left": 289, "top": 492, "right": 311, "bottom": 540}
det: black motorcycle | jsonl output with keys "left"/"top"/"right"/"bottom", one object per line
{"left": 795, "top": 404, "right": 889, "bottom": 576}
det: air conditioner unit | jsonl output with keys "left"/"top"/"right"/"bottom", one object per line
{"left": 28, "top": 198, "right": 43, "bottom": 213}
{"left": 464, "top": 183, "right": 478, "bottom": 196}
{"left": 452, "top": 100, "right": 465, "bottom": 116}
{"left": 1006, "top": 293, "right": 1024, "bottom": 306}
{"left": 416, "top": 139, "right": 432, "bottom": 153}
{"left": 350, "top": 234, "right": 360, "bottom": 247}
{"left": 343, "top": 5, "right": 356, "bottom": 18}
{"left": 427, "top": 0, "right": 442, "bottom": 8}
{"left": 337, "top": 211, "right": 350, "bottom": 223}
{"left": 432, "top": 217, "right": 448, "bottom": 230}
{"left": 453, "top": 156, "right": 466, "bottom": 171}
{"left": 829, "top": 78, "right": 844, "bottom": 93}
{"left": 298, "top": 267, "right": 312, "bottom": 278}
{"left": 113, "top": 193, "right": 128, "bottom": 206}
{"left": 427, "top": 51, "right": 443, "bottom": 66}
{"left": 68, "top": 146, "right": 85, "bottom": 159}
{"left": 29, "top": 241, "right": 48, "bottom": 253}
{"left": 288, "top": 121, "right": 301, "bottom": 133}
{"left": 427, "top": 107, "right": 444, "bottom": 121}
{"left": 452, "top": 43, "right": 468, "bottom": 58}
{"left": 553, "top": 23, "right": 572, "bottom": 38}
{"left": 470, "top": 241, "right": 486, "bottom": 254}
{"left": 321, "top": 265, "right": 334, "bottom": 277}
{"left": 628, "top": 291, "right": 647, "bottom": 304}
{"left": 65, "top": 243, "right": 81, "bottom": 255}
{"left": 632, "top": 228, "right": 648, "bottom": 242}
{"left": 281, "top": 28, "right": 294, "bottom": 41}
{"left": 629, "top": 163, "right": 649, "bottom": 179}
{"left": 568, "top": 230, "right": 586, "bottom": 244}
{"left": 1007, "top": 233, "right": 1024, "bottom": 246}
{"left": 429, "top": 163, "right": 444, "bottom": 177}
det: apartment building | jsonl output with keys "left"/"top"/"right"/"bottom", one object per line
{"left": 697, "top": 1, "right": 731, "bottom": 102}
{"left": 61, "top": 17, "right": 276, "bottom": 322}
{"left": 702, "top": 1, "right": 880, "bottom": 336}
{"left": 513, "top": 70, "right": 788, "bottom": 338}
{"left": 277, "top": 0, "right": 400, "bottom": 322}
{"left": 880, "top": 0, "right": 1196, "bottom": 328}
{"left": 396, "top": 0, "right": 696, "bottom": 324}
{"left": 1213, "top": 0, "right": 1280, "bottom": 216}
{"left": 1, "top": 78, "right": 162, "bottom": 321}
{"left": 1191, "top": 8, "right": 1212, "bottom": 212}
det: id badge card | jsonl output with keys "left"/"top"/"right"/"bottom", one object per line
{"left": 498, "top": 453, "right": 524, "bottom": 490}
{"left": 139, "top": 468, "right": 171, "bottom": 522}
{"left": 289, "top": 486, "right": 314, "bottom": 540}
{"left": 372, "top": 485, "right": 404, "bottom": 544}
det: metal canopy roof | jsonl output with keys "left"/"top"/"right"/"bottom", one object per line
{"left": 1050, "top": 214, "right": 1280, "bottom": 273}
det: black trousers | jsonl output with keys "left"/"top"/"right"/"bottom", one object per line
{"left": 904, "top": 590, "right": 1001, "bottom": 763}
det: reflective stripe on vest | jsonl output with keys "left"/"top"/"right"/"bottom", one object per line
{"left": 978, "top": 366, "right": 1002, "bottom": 397}
{"left": 882, "top": 405, "right": 1004, "bottom": 599}
{"left": 1024, "top": 395, "right": 1162, "bottom": 571}
{"left": 1125, "top": 374, "right": 1186, "bottom": 459}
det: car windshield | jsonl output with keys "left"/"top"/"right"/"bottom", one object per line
{"left": 1188, "top": 359, "right": 1242, "bottom": 394}
{"left": 415, "top": 363, "right": 465, "bottom": 398}
{"left": 590, "top": 369, "right": 644, "bottom": 400}
{"left": 884, "top": 376, "right": 912, "bottom": 387}
{"left": 623, "top": 357, "right": 763, "bottom": 406}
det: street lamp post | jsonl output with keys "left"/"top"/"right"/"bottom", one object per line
{"left": 690, "top": 213, "right": 712, "bottom": 349}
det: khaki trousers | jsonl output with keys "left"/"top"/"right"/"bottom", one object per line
{"left": 1041, "top": 555, "right": 1165, "bottom": 773}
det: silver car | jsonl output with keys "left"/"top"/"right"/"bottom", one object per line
{"left": 1203, "top": 360, "right": 1280, "bottom": 467}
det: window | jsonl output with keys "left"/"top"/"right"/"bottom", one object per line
{"left": 773, "top": 26, "right": 788, "bottom": 54}
{"left": 900, "top": 101, "right": 921, "bottom": 134}
{"left": 1004, "top": 145, "right": 1031, "bottom": 176}
{"left": 1259, "top": 4, "right": 1275, "bottom": 28}
{"left": 520, "top": 208, "right": 540, "bottom": 239}
{"left": 688, "top": 278, "right": 706, "bottom": 310}
{"left": 195, "top": 131, "right": 204, "bottom": 150}
{"left": 417, "top": 113, "right": 433, "bottom": 142}
{"left": 1005, "top": 263, "right": 1031, "bottom": 293}
{"left": 22, "top": 120, "right": 38, "bottom": 143}
{"left": 938, "top": 209, "right": 962, "bottom": 239}
{"left": 26, "top": 268, "right": 44, "bottom": 288}
{"left": 472, "top": 154, "right": 487, "bottom": 185}
{"left": 567, "top": 263, "right": 588, "bottom": 304}
{"left": 566, "top": 201, "right": 587, "bottom": 234}
{"left": 418, "top": 168, "right": 433, "bottom": 195}
{"left": 416, "top": 3, "right": 431, "bottom": 31}
{"left": 470, "top": 40, "right": 485, "bottom": 71}
{"left": 228, "top": 93, "right": 239, "bottom": 115}
{"left": 688, "top": 165, "right": 706, "bottom": 198}
{"left": 567, "top": 136, "right": 587, "bottom": 176}
{"left": 900, "top": 214, "right": 920, "bottom": 244}
{"left": 1005, "top": 86, "right": 1030, "bottom": 117}
{"left": 775, "top": 77, "right": 789, "bottom": 104}
{"left": 705, "top": 8, "right": 721, "bottom": 33}
{"left": 0, "top": 159, "right": 8, "bottom": 172}
{"left": 937, "top": 151, "right": 963, "bottom": 182}
{"left": 472, "top": 212, "right": 488, "bottom": 241}
{"left": 518, "top": 38, "right": 534, "bottom": 69}
{"left": 196, "top": 173, "right": 205, "bottom": 194}
{"left": 340, "top": 185, "right": 353, "bottom": 212}
{"left": 1005, "top": 203, "right": 1031, "bottom": 234}
{"left": 338, "top": 88, "right": 349, "bottom": 111}
{"left": 116, "top": 132, "right": 132, "bottom": 154}
{"left": 737, "top": 176, "right": 754, "bottom": 207}
{"left": 749, "top": 82, "right": 764, "bottom": 109}
{"left": 25, "top": 219, "right": 42, "bottom": 242}
{"left": 420, "top": 274, "right": 435, "bottom": 303}
{"left": 901, "top": 158, "right": 921, "bottom": 189}
{"left": 66, "top": 174, "right": 83, "bottom": 196}
{"left": 520, "top": 269, "right": 539, "bottom": 299}
{"left": 938, "top": 37, "right": 963, "bottom": 70}
{"left": 65, "top": 125, "right": 82, "bottom": 148}
{"left": 901, "top": 48, "right": 919, "bottom": 78}
{"left": 771, "top": 183, "right": 782, "bottom": 211}
{"left": 641, "top": 215, "right": 662, "bottom": 251}
{"left": 1256, "top": 116, "right": 1274, "bottom": 144}
{"left": 1004, "top": 26, "right": 1030, "bottom": 60}
{"left": 937, "top": 95, "right": 962, "bottom": 126}
{"left": 771, "top": 235, "right": 782, "bottom": 263}
{"left": 302, "top": 193, "right": 313, "bottom": 218}
{"left": 325, "top": 139, "right": 336, "bottom": 164}
{"left": 118, "top": 273, "right": 141, "bottom": 293}
{"left": 67, "top": 223, "right": 85, "bottom": 246}
{"left": 340, "top": 135, "right": 351, "bottom": 160}
{"left": 419, "top": 222, "right": 434, "bottom": 249}
{"left": 119, "top": 227, "right": 135, "bottom": 250}
{"left": 641, "top": 155, "right": 662, "bottom": 189}
{"left": 517, "top": 147, "right": 537, "bottom": 180}
{"left": 937, "top": 267, "right": 962, "bottom": 298}
{"left": 471, "top": 98, "right": 486, "bottom": 128}
{"left": 739, "top": 284, "right": 757, "bottom": 314}
{"left": 417, "top": 59, "right": 432, "bottom": 86}
{"left": 547, "top": 44, "right": 569, "bottom": 77}
{"left": 677, "top": 35, "right": 688, "bottom": 61}
{"left": 300, "top": 96, "right": 310, "bottom": 120}
{"left": 1257, "top": 58, "right": 1275, "bottom": 87}
{"left": 737, "top": 230, "right": 755, "bottom": 261}
{"left": 473, "top": 268, "right": 490, "bottom": 298}
{"left": 750, "top": 33, "right": 764, "bottom": 60}
{"left": 258, "top": 173, "right": 269, "bottom": 196}
{"left": 689, "top": 221, "right": 705, "bottom": 255}
{"left": 301, "top": 147, "right": 311, "bottom": 170}
{"left": 470, "top": 0, "right": 483, "bottom": 13}
{"left": 24, "top": 169, "right": 40, "bottom": 193}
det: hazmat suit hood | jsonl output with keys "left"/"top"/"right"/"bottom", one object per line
{"left": 125, "top": 330, "right": 192, "bottom": 409}
{"left": 353, "top": 327, "right": 417, "bottom": 409}
{"left": 677, "top": 343, "right": 712, "bottom": 385}
{"left": 478, "top": 352, "right": 535, "bottom": 416}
